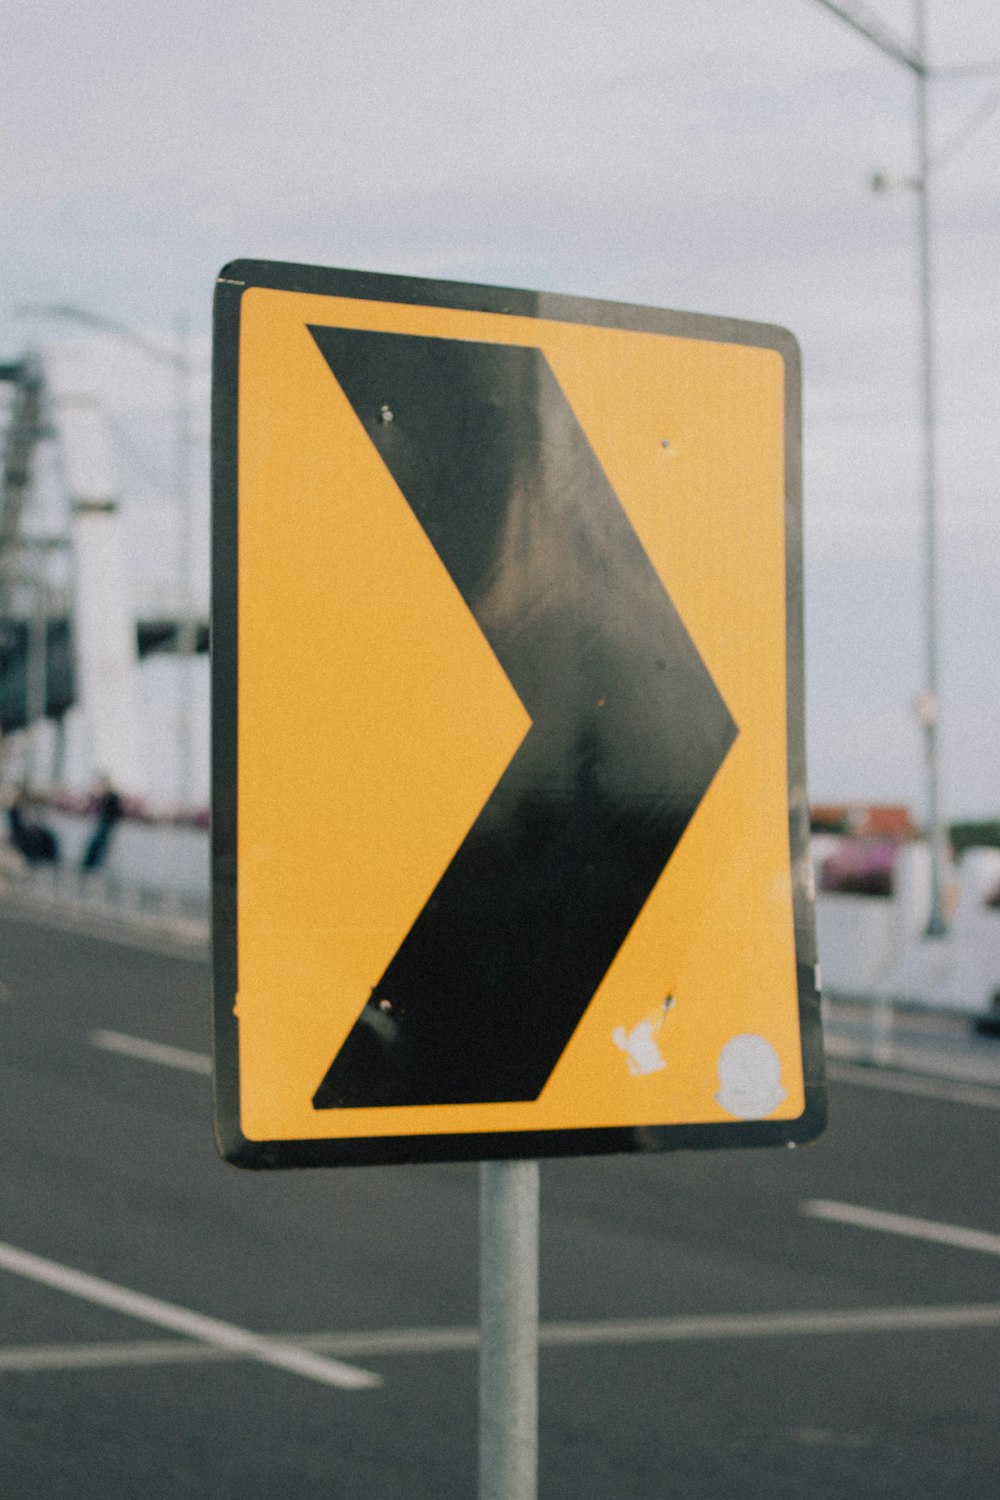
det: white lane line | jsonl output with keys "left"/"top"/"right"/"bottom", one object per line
{"left": 826, "top": 1058, "right": 1000, "bottom": 1107}
{"left": 6, "top": 1302, "right": 1000, "bottom": 1374}
{"left": 537, "top": 1304, "right": 1000, "bottom": 1344}
{"left": 92, "top": 1036, "right": 1000, "bottom": 1104}
{"left": 0, "top": 896, "right": 208, "bottom": 959}
{"left": 803, "top": 1200, "right": 1000, "bottom": 1257}
{"left": 0, "top": 1241, "right": 380, "bottom": 1390}
{"left": 94, "top": 1033, "right": 1000, "bottom": 1102}
{"left": 826, "top": 1035, "right": 1000, "bottom": 1087}
{"left": 89, "top": 1030, "right": 211, "bottom": 1075}
{"left": 0, "top": 1339, "right": 214, "bottom": 1373}
{"left": 311, "top": 1303, "right": 1000, "bottom": 1352}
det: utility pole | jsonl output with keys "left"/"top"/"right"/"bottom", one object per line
{"left": 174, "top": 313, "right": 196, "bottom": 813}
{"left": 812, "top": 0, "right": 947, "bottom": 933}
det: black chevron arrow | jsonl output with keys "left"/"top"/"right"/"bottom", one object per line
{"left": 308, "top": 327, "right": 738, "bottom": 1108}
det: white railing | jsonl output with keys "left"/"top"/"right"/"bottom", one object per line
{"left": 815, "top": 839, "right": 1000, "bottom": 1022}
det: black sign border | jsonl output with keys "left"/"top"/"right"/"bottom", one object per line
{"left": 211, "top": 258, "right": 826, "bottom": 1169}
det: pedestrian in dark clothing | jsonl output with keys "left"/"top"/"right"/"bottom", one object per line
{"left": 82, "top": 777, "right": 123, "bottom": 871}
{"left": 5, "top": 792, "right": 59, "bottom": 864}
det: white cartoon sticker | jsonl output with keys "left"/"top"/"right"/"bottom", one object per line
{"left": 716, "top": 1034, "right": 786, "bottom": 1119}
{"left": 613, "top": 997, "right": 675, "bottom": 1077}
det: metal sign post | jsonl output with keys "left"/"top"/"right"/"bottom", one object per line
{"left": 479, "top": 1160, "right": 540, "bottom": 1500}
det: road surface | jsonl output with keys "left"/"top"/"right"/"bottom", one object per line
{"left": 1, "top": 898, "right": 998, "bottom": 1497}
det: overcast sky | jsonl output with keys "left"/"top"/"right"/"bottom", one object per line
{"left": 2, "top": 1, "right": 998, "bottom": 819}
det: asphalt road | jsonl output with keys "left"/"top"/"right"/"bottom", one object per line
{"left": 1, "top": 898, "right": 998, "bottom": 1498}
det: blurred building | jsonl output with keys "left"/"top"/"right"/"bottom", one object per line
{"left": 0, "top": 335, "right": 209, "bottom": 812}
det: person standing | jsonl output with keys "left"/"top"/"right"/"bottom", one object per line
{"left": 81, "top": 776, "right": 123, "bottom": 872}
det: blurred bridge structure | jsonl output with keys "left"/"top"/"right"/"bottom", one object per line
{"left": 0, "top": 328, "right": 210, "bottom": 817}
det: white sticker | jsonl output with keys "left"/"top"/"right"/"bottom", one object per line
{"left": 613, "top": 997, "right": 674, "bottom": 1077}
{"left": 716, "top": 1034, "right": 787, "bottom": 1119}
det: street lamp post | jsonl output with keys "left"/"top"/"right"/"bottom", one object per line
{"left": 912, "top": 2, "right": 949, "bottom": 934}
{"left": 15, "top": 302, "right": 196, "bottom": 811}
{"left": 172, "top": 312, "right": 196, "bottom": 811}
{"left": 813, "top": 0, "right": 948, "bottom": 933}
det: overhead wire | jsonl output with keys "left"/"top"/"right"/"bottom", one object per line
{"left": 931, "top": 82, "right": 1000, "bottom": 169}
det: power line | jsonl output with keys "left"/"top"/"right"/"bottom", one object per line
{"left": 932, "top": 82, "right": 1000, "bottom": 169}
{"left": 810, "top": 0, "right": 1000, "bottom": 80}
{"left": 810, "top": 0, "right": 922, "bottom": 73}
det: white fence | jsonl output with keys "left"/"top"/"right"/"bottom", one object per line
{"left": 42, "top": 807, "right": 208, "bottom": 902}
{"left": 6, "top": 812, "right": 1000, "bottom": 1020}
{"left": 814, "top": 838, "right": 1000, "bottom": 1019}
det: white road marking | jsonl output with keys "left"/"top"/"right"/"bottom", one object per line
{"left": 802, "top": 1200, "right": 1000, "bottom": 1257}
{"left": 89, "top": 1030, "right": 211, "bottom": 1075}
{"left": 826, "top": 1058, "right": 1000, "bottom": 1107}
{"left": 0, "top": 1241, "right": 380, "bottom": 1390}
{"left": 792, "top": 1427, "right": 871, "bottom": 1449}
{"left": 0, "top": 1339, "right": 209, "bottom": 1373}
{"left": 541, "top": 1304, "right": 1000, "bottom": 1342}
{"left": 87, "top": 1032, "right": 1000, "bottom": 1110}
{"left": 827, "top": 1038, "right": 1000, "bottom": 1086}
{"left": 0, "top": 896, "right": 208, "bottom": 959}
{"left": 87, "top": 1033, "right": 1000, "bottom": 1105}
{"left": 4, "top": 1302, "right": 1000, "bottom": 1374}
{"left": 317, "top": 1302, "right": 1000, "bottom": 1353}
{"left": 87, "top": 1031, "right": 1000, "bottom": 1110}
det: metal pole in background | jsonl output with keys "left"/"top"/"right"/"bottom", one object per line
{"left": 912, "top": 0, "right": 947, "bottom": 936}
{"left": 173, "top": 313, "right": 195, "bottom": 813}
{"left": 479, "top": 1159, "right": 539, "bottom": 1500}
{"left": 26, "top": 564, "right": 49, "bottom": 783}
{"left": 810, "top": 0, "right": 949, "bottom": 934}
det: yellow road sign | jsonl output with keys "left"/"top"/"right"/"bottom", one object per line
{"left": 212, "top": 260, "right": 825, "bottom": 1167}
